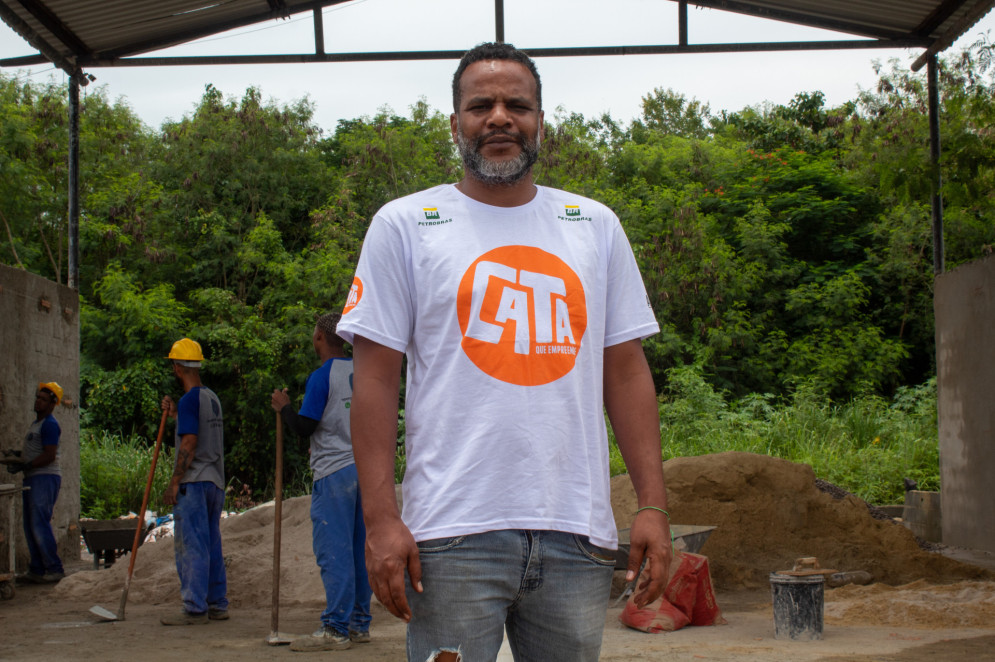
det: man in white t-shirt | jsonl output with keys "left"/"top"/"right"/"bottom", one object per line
{"left": 338, "top": 42, "right": 672, "bottom": 662}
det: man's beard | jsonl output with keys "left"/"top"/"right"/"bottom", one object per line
{"left": 456, "top": 123, "right": 541, "bottom": 186}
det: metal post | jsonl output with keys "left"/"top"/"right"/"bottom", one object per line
{"left": 313, "top": 5, "right": 325, "bottom": 56}
{"left": 495, "top": 0, "right": 505, "bottom": 43}
{"left": 68, "top": 74, "right": 80, "bottom": 290}
{"left": 927, "top": 55, "right": 944, "bottom": 275}
{"left": 679, "top": 0, "right": 688, "bottom": 47}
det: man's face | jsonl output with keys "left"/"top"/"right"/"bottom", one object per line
{"left": 451, "top": 60, "right": 545, "bottom": 186}
{"left": 312, "top": 326, "right": 322, "bottom": 357}
{"left": 34, "top": 390, "right": 56, "bottom": 414}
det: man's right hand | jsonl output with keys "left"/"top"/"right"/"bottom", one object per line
{"left": 365, "top": 518, "right": 422, "bottom": 622}
{"left": 161, "top": 395, "right": 177, "bottom": 417}
{"left": 270, "top": 388, "right": 291, "bottom": 413}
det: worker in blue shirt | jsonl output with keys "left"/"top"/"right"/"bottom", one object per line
{"left": 7, "top": 382, "right": 65, "bottom": 583}
{"left": 271, "top": 312, "right": 372, "bottom": 652}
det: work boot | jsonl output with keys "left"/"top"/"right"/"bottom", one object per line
{"left": 160, "top": 610, "right": 209, "bottom": 626}
{"left": 41, "top": 571, "right": 65, "bottom": 583}
{"left": 290, "top": 626, "right": 351, "bottom": 652}
{"left": 349, "top": 630, "right": 371, "bottom": 644}
{"left": 208, "top": 607, "right": 229, "bottom": 620}
{"left": 18, "top": 571, "right": 45, "bottom": 584}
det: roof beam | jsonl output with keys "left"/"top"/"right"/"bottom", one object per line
{"left": 96, "top": 0, "right": 353, "bottom": 59}
{"left": 12, "top": 0, "right": 91, "bottom": 55}
{"left": 912, "top": 0, "right": 995, "bottom": 69}
{"left": 915, "top": 0, "right": 974, "bottom": 36}
{"left": 680, "top": 0, "right": 913, "bottom": 40}
{"left": 0, "top": 38, "right": 929, "bottom": 69}
{"left": 0, "top": 1, "right": 79, "bottom": 74}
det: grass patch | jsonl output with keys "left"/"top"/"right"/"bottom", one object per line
{"left": 609, "top": 367, "right": 938, "bottom": 505}
{"left": 80, "top": 429, "right": 175, "bottom": 519}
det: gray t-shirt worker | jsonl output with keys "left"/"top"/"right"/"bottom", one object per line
{"left": 160, "top": 338, "right": 228, "bottom": 626}
{"left": 271, "top": 312, "right": 371, "bottom": 651}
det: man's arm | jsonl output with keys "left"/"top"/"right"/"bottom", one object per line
{"left": 604, "top": 338, "right": 672, "bottom": 608}
{"left": 28, "top": 444, "right": 57, "bottom": 469}
{"left": 351, "top": 334, "right": 421, "bottom": 622}
{"left": 270, "top": 388, "right": 319, "bottom": 437}
{"left": 163, "top": 433, "right": 197, "bottom": 506}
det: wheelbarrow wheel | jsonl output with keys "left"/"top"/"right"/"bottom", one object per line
{"left": 0, "top": 580, "right": 14, "bottom": 600}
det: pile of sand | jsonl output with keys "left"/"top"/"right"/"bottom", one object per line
{"left": 610, "top": 452, "right": 995, "bottom": 628}
{"left": 55, "top": 496, "right": 326, "bottom": 610}
{"left": 824, "top": 580, "right": 995, "bottom": 627}
{"left": 56, "top": 451, "right": 994, "bottom": 627}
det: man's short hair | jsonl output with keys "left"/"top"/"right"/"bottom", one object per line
{"left": 316, "top": 312, "right": 344, "bottom": 348}
{"left": 452, "top": 42, "right": 542, "bottom": 113}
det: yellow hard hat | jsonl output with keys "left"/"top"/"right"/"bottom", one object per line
{"left": 38, "top": 381, "right": 63, "bottom": 404}
{"left": 166, "top": 338, "right": 205, "bottom": 365}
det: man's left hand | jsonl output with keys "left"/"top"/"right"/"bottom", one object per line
{"left": 625, "top": 507, "right": 673, "bottom": 608}
{"left": 6, "top": 461, "right": 30, "bottom": 474}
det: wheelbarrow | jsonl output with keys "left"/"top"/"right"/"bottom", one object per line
{"left": 614, "top": 524, "right": 717, "bottom": 569}
{"left": 80, "top": 519, "right": 155, "bottom": 570}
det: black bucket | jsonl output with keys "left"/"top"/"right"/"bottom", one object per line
{"left": 769, "top": 572, "right": 824, "bottom": 641}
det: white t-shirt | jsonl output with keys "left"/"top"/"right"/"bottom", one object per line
{"left": 338, "top": 183, "right": 658, "bottom": 548}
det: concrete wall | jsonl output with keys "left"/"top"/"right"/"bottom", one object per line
{"left": 0, "top": 264, "right": 80, "bottom": 573}
{"left": 935, "top": 254, "right": 995, "bottom": 553}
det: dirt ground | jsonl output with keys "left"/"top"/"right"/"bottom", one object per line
{"left": 3, "top": 452, "right": 994, "bottom": 661}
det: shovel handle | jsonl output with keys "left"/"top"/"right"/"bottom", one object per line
{"left": 271, "top": 410, "right": 284, "bottom": 633}
{"left": 117, "top": 408, "right": 169, "bottom": 619}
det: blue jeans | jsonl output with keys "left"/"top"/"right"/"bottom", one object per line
{"left": 173, "top": 481, "right": 228, "bottom": 614}
{"left": 312, "top": 464, "right": 372, "bottom": 635}
{"left": 406, "top": 530, "right": 616, "bottom": 662}
{"left": 22, "top": 474, "right": 63, "bottom": 576}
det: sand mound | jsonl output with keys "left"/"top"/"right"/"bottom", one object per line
{"left": 825, "top": 579, "right": 995, "bottom": 628}
{"left": 55, "top": 496, "right": 326, "bottom": 609}
{"left": 56, "top": 452, "right": 993, "bottom": 616}
{"left": 610, "top": 451, "right": 993, "bottom": 589}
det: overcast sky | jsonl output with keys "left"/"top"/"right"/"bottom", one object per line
{"left": 2, "top": 0, "right": 993, "bottom": 134}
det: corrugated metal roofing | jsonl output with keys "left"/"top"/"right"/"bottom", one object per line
{"left": 1, "top": 0, "right": 993, "bottom": 76}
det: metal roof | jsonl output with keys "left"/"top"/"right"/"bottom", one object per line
{"left": 1, "top": 0, "right": 994, "bottom": 77}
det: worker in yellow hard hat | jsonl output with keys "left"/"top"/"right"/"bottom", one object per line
{"left": 160, "top": 338, "right": 229, "bottom": 625}
{"left": 5, "top": 381, "right": 65, "bottom": 583}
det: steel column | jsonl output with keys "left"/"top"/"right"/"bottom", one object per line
{"left": 928, "top": 55, "right": 944, "bottom": 275}
{"left": 68, "top": 74, "right": 80, "bottom": 290}
{"left": 495, "top": 0, "right": 505, "bottom": 43}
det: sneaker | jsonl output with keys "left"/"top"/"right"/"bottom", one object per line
{"left": 41, "top": 571, "right": 65, "bottom": 583}
{"left": 160, "top": 610, "right": 209, "bottom": 626}
{"left": 208, "top": 607, "right": 229, "bottom": 621}
{"left": 290, "top": 626, "right": 351, "bottom": 652}
{"left": 348, "top": 630, "right": 371, "bottom": 644}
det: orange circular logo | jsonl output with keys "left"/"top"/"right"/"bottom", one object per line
{"left": 343, "top": 276, "right": 363, "bottom": 315}
{"left": 457, "top": 246, "right": 587, "bottom": 386}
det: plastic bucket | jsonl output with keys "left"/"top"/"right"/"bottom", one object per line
{"left": 770, "top": 572, "right": 824, "bottom": 641}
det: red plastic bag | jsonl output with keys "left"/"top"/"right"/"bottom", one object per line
{"left": 619, "top": 551, "right": 727, "bottom": 633}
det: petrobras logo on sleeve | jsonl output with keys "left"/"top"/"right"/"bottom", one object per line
{"left": 343, "top": 277, "right": 363, "bottom": 315}
{"left": 456, "top": 246, "right": 588, "bottom": 386}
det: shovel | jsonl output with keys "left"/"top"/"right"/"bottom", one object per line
{"left": 266, "top": 410, "right": 295, "bottom": 645}
{"left": 91, "top": 409, "right": 168, "bottom": 621}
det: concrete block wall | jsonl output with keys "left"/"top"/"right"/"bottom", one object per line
{"left": 934, "top": 254, "right": 995, "bottom": 553}
{"left": 0, "top": 264, "right": 80, "bottom": 573}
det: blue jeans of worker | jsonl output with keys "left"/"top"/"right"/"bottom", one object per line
{"left": 311, "top": 464, "right": 372, "bottom": 635}
{"left": 22, "top": 474, "right": 63, "bottom": 576}
{"left": 406, "top": 529, "right": 616, "bottom": 662}
{"left": 173, "top": 481, "right": 228, "bottom": 615}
